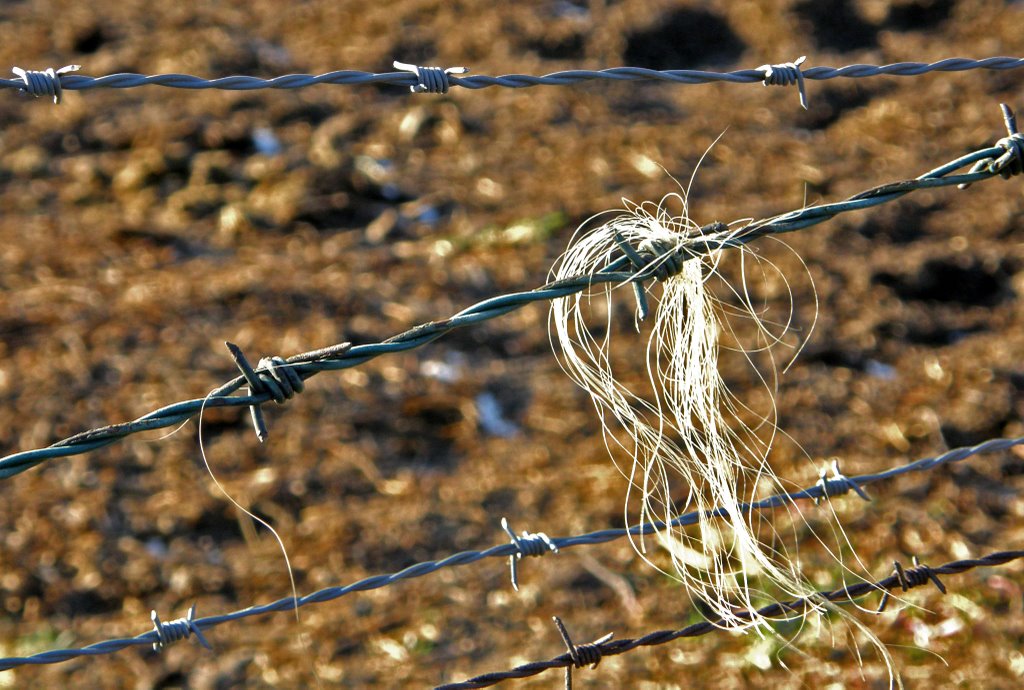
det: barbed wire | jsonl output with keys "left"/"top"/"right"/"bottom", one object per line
{"left": 436, "top": 550, "right": 1024, "bottom": 689}
{"left": 0, "top": 434, "right": 1019, "bottom": 672}
{"left": 3, "top": 57, "right": 1023, "bottom": 106}
{"left": 0, "top": 103, "right": 1020, "bottom": 480}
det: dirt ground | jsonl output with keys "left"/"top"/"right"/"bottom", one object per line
{"left": 1, "top": 0, "right": 1023, "bottom": 687}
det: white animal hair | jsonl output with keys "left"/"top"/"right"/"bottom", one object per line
{"left": 549, "top": 184, "right": 899, "bottom": 681}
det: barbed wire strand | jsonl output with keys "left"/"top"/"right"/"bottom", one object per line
{"left": 3, "top": 57, "right": 1023, "bottom": 105}
{"left": 0, "top": 104, "right": 1019, "bottom": 480}
{"left": 435, "top": 550, "right": 1024, "bottom": 689}
{"left": 0, "top": 434, "right": 1019, "bottom": 672}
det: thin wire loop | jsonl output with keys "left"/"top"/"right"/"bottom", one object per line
{"left": 11, "top": 64, "right": 80, "bottom": 104}
{"left": 759, "top": 55, "right": 808, "bottom": 108}
{"left": 256, "top": 355, "right": 305, "bottom": 404}
{"left": 392, "top": 61, "right": 469, "bottom": 93}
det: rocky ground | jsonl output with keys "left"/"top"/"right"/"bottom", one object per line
{"left": 1, "top": 0, "right": 1023, "bottom": 687}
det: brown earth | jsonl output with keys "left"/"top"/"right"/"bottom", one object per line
{"left": 1, "top": 0, "right": 1023, "bottom": 687}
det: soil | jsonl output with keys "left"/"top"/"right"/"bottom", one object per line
{"left": 0, "top": 1, "right": 1023, "bottom": 688}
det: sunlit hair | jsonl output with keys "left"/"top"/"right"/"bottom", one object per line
{"left": 548, "top": 170, "right": 899, "bottom": 682}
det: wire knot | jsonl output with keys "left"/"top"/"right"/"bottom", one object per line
{"left": 151, "top": 604, "right": 211, "bottom": 652}
{"left": 225, "top": 341, "right": 306, "bottom": 443}
{"left": 502, "top": 517, "right": 558, "bottom": 591}
{"left": 877, "top": 556, "right": 947, "bottom": 612}
{"left": 813, "top": 458, "right": 870, "bottom": 505}
{"left": 960, "top": 104, "right": 1023, "bottom": 189}
{"left": 988, "top": 104, "right": 1023, "bottom": 180}
{"left": 758, "top": 55, "right": 808, "bottom": 109}
{"left": 614, "top": 221, "right": 725, "bottom": 321}
{"left": 552, "top": 616, "right": 613, "bottom": 689}
{"left": 636, "top": 238, "right": 688, "bottom": 282}
{"left": 392, "top": 61, "right": 469, "bottom": 93}
{"left": 12, "top": 65, "right": 80, "bottom": 104}
{"left": 992, "top": 131, "right": 1024, "bottom": 179}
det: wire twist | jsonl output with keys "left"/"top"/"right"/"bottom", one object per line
{"left": 877, "top": 557, "right": 947, "bottom": 612}
{"left": 813, "top": 459, "right": 871, "bottom": 505}
{"left": 959, "top": 103, "right": 1023, "bottom": 188}
{"left": 439, "top": 551, "right": 1024, "bottom": 689}
{"left": 0, "top": 438, "right": 1021, "bottom": 672}
{"left": 150, "top": 605, "right": 211, "bottom": 652}
{"left": 3, "top": 56, "right": 1023, "bottom": 98}
{"left": 0, "top": 104, "right": 1019, "bottom": 480}
{"left": 614, "top": 221, "right": 726, "bottom": 320}
{"left": 225, "top": 341, "right": 309, "bottom": 442}
{"left": 759, "top": 55, "right": 808, "bottom": 109}
{"left": 552, "top": 616, "right": 614, "bottom": 690}
{"left": 392, "top": 61, "right": 469, "bottom": 93}
{"left": 501, "top": 517, "right": 558, "bottom": 591}
{"left": 991, "top": 105, "right": 1023, "bottom": 179}
{"left": 11, "top": 64, "right": 80, "bottom": 104}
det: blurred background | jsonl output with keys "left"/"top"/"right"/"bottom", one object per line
{"left": 0, "top": 0, "right": 1023, "bottom": 687}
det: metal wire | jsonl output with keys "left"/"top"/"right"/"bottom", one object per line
{"left": 759, "top": 55, "right": 808, "bottom": 109}
{"left": 0, "top": 434, "right": 1019, "bottom": 672}
{"left": 2, "top": 56, "right": 1023, "bottom": 101}
{"left": 150, "top": 605, "right": 211, "bottom": 652}
{"left": 0, "top": 106, "right": 1019, "bottom": 480}
{"left": 436, "top": 550, "right": 1024, "bottom": 689}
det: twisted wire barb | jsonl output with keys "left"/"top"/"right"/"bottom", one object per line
{"left": 759, "top": 55, "right": 808, "bottom": 109}
{"left": 0, "top": 105, "right": 1019, "bottom": 480}
{"left": 877, "top": 556, "right": 948, "bottom": 613}
{"left": 551, "top": 616, "right": 614, "bottom": 690}
{"left": 814, "top": 459, "right": 870, "bottom": 504}
{"left": 392, "top": 61, "right": 469, "bottom": 93}
{"left": 436, "top": 550, "right": 1024, "bottom": 690}
{"left": 224, "top": 341, "right": 322, "bottom": 442}
{"left": 11, "top": 64, "right": 80, "bottom": 103}
{"left": 150, "top": 605, "right": 211, "bottom": 652}
{"left": 2, "top": 56, "right": 1023, "bottom": 102}
{"left": 0, "top": 434, "right": 1020, "bottom": 672}
{"left": 501, "top": 517, "right": 559, "bottom": 591}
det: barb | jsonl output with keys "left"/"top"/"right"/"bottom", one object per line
{"left": 0, "top": 434, "right": 1020, "bottom": 672}
{"left": 813, "top": 459, "right": 870, "bottom": 505}
{"left": 959, "top": 103, "right": 1023, "bottom": 188}
{"left": 11, "top": 64, "right": 80, "bottom": 104}
{"left": 501, "top": 517, "right": 559, "bottom": 592}
{"left": 224, "top": 341, "right": 312, "bottom": 442}
{"left": 2, "top": 56, "right": 1023, "bottom": 100}
{"left": 0, "top": 105, "right": 1019, "bottom": 480}
{"left": 551, "top": 616, "right": 613, "bottom": 690}
{"left": 437, "top": 550, "right": 1024, "bottom": 689}
{"left": 392, "top": 61, "right": 469, "bottom": 93}
{"left": 150, "top": 605, "right": 211, "bottom": 652}
{"left": 877, "top": 556, "right": 947, "bottom": 612}
{"left": 759, "top": 55, "right": 808, "bottom": 109}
